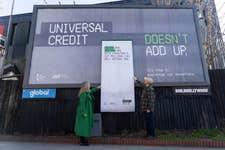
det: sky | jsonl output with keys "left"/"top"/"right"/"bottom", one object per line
{"left": 0, "top": 0, "right": 122, "bottom": 16}
{"left": 0, "top": 0, "right": 224, "bottom": 41}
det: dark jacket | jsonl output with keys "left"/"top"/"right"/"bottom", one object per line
{"left": 136, "top": 80, "right": 155, "bottom": 112}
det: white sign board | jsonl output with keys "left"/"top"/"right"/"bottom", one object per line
{"left": 101, "top": 40, "right": 135, "bottom": 112}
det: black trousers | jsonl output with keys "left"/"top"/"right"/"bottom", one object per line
{"left": 145, "top": 112, "right": 155, "bottom": 137}
{"left": 80, "top": 136, "right": 88, "bottom": 144}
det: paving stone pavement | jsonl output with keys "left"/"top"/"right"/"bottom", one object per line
{"left": 0, "top": 141, "right": 225, "bottom": 150}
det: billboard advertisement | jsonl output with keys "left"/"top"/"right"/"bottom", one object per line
{"left": 23, "top": 6, "right": 209, "bottom": 88}
{"left": 101, "top": 40, "right": 135, "bottom": 112}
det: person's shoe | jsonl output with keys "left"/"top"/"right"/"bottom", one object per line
{"left": 145, "top": 136, "right": 155, "bottom": 140}
{"left": 79, "top": 142, "right": 90, "bottom": 146}
{"left": 85, "top": 142, "right": 90, "bottom": 146}
{"left": 79, "top": 142, "right": 85, "bottom": 146}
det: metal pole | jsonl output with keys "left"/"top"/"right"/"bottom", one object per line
{"left": 6, "top": 0, "right": 15, "bottom": 45}
{"left": 43, "top": 0, "right": 48, "bottom": 5}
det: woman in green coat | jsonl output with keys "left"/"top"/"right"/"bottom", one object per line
{"left": 75, "top": 81, "right": 100, "bottom": 146}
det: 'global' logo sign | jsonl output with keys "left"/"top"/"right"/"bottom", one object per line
{"left": 22, "top": 89, "right": 56, "bottom": 99}
{"left": 30, "top": 89, "right": 50, "bottom": 98}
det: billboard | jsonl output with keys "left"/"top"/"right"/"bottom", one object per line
{"left": 23, "top": 6, "right": 209, "bottom": 88}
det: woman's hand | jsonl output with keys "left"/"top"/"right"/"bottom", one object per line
{"left": 82, "top": 113, "right": 88, "bottom": 117}
{"left": 133, "top": 76, "right": 137, "bottom": 81}
{"left": 97, "top": 85, "right": 101, "bottom": 89}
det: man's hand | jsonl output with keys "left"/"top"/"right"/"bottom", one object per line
{"left": 146, "top": 109, "right": 151, "bottom": 113}
{"left": 133, "top": 76, "right": 137, "bottom": 81}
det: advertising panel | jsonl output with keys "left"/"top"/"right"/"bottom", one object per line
{"left": 23, "top": 6, "right": 209, "bottom": 88}
{"left": 101, "top": 40, "right": 134, "bottom": 112}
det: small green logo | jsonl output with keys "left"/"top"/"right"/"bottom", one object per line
{"left": 104, "top": 46, "right": 115, "bottom": 52}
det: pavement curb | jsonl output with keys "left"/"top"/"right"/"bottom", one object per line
{"left": 0, "top": 135, "right": 225, "bottom": 148}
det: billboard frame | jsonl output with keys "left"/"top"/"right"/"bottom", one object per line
{"left": 23, "top": 5, "right": 210, "bottom": 88}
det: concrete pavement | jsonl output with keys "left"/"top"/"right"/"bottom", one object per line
{"left": 0, "top": 141, "right": 225, "bottom": 150}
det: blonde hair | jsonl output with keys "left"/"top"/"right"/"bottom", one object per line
{"left": 144, "top": 77, "right": 153, "bottom": 84}
{"left": 78, "top": 81, "right": 90, "bottom": 97}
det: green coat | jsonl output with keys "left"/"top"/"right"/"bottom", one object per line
{"left": 75, "top": 87, "right": 99, "bottom": 137}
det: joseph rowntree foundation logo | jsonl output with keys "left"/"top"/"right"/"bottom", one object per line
{"left": 104, "top": 46, "right": 121, "bottom": 52}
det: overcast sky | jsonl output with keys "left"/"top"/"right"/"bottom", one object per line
{"left": 0, "top": 0, "right": 122, "bottom": 16}
{"left": 0, "top": 0, "right": 224, "bottom": 40}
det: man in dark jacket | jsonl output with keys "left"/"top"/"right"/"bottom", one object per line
{"left": 134, "top": 77, "right": 156, "bottom": 138}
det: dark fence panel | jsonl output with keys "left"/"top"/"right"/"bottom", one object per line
{"left": 0, "top": 80, "right": 22, "bottom": 134}
{"left": 209, "top": 69, "right": 225, "bottom": 127}
{"left": 101, "top": 87, "right": 216, "bottom": 134}
{"left": 0, "top": 81, "right": 10, "bottom": 132}
{"left": 2, "top": 70, "right": 225, "bottom": 135}
{"left": 15, "top": 87, "right": 216, "bottom": 135}
{"left": 15, "top": 90, "right": 78, "bottom": 135}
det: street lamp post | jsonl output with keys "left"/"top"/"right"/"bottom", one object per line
{"left": 43, "top": 0, "right": 48, "bottom": 5}
{"left": 6, "top": 0, "right": 15, "bottom": 46}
